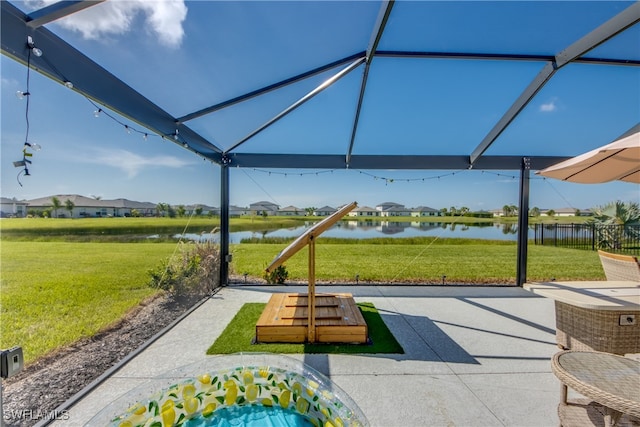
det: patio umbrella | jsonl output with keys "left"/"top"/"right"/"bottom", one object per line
{"left": 536, "top": 127, "right": 640, "bottom": 184}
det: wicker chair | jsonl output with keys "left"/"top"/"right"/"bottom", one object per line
{"left": 598, "top": 250, "right": 640, "bottom": 282}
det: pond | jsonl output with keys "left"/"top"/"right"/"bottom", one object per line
{"left": 176, "top": 221, "right": 529, "bottom": 244}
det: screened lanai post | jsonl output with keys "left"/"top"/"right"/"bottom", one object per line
{"left": 516, "top": 157, "right": 531, "bottom": 286}
{"left": 219, "top": 159, "right": 230, "bottom": 287}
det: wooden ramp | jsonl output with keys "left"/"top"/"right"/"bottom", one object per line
{"left": 256, "top": 293, "right": 368, "bottom": 344}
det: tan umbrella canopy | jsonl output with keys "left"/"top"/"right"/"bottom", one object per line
{"left": 537, "top": 126, "right": 640, "bottom": 184}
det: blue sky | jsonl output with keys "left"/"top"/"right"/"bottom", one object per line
{"left": 1, "top": 0, "right": 638, "bottom": 211}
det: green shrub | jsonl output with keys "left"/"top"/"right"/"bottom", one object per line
{"left": 263, "top": 265, "right": 288, "bottom": 284}
{"left": 148, "top": 241, "right": 221, "bottom": 296}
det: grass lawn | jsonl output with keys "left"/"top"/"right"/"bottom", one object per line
{"left": 0, "top": 241, "right": 177, "bottom": 363}
{"left": 231, "top": 240, "right": 606, "bottom": 283}
{"left": 207, "top": 303, "right": 403, "bottom": 354}
{"left": 1, "top": 235, "right": 605, "bottom": 365}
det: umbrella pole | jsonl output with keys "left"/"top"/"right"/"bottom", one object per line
{"left": 307, "top": 236, "right": 316, "bottom": 343}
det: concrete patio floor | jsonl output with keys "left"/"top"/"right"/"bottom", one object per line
{"left": 51, "top": 284, "right": 564, "bottom": 427}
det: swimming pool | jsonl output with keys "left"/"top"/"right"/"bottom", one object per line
{"left": 92, "top": 354, "right": 368, "bottom": 427}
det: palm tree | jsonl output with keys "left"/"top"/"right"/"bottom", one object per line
{"left": 305, "top": 207, "right": 317, "bottom": 216}
{"left": 156, "top": 202, "right": 168, "bottom": 217}
{"left": 590, "top": 201, "right": 640, "bottom": 250}
{"left": 50, "top": 196, "right": 61, "bottom": 218}
{"left": 530, "top": 206, "right": 540, "bottom": 217}
{"left": 65, "top": 199, "right": 75, "bottom": 218}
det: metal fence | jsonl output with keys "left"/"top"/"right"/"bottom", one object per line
{"left": 533, "top": 223, "right": 640, "bottom": 255}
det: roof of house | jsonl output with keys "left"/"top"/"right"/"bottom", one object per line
{"left": 381, "top": 206, "right": 411, "bottom": 212}
{"left": 0, "top": 197, "right": 28, "bottom": 205}
{"left": 184, "top": 204, "right": 218, "bottom": 210}
{"left": 412, "top": 206, "right": 438, "bottom": 212}
{"left": 279, "top": 205, "right": 302, "bottom": 211}
{"left": 25, "top": 194, "right": 157, "bottom": 209}
{"left": 26, "top": 194, "right": 104, "bottom": 207}
{"left": 354, "top": 206, "right": 378, "bottom": 212}
{"left": 250, "top": 201, "right": 279, "bottom": 207}
{"left": 552, "top": 207, "right": 590, "bottom": 214}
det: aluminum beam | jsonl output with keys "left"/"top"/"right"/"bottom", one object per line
{"left": 26, "top": 1, "right": 106, "bottom": 29}
{"left": 469, "top": 1, "right": 640, "bottom": 166}
{"left": 555, "top": 1, "right": 640, "bottom": 68}
{"left": 346, "top": 0, "right": 395, "bottom": 165}
{"left": 376, "top": 50, "right": 640, "bottom": 66}
{"left": 226, "top": 153, "right": 568, "bottom": 170}
{"left": 1, "top": 1, "right": 222, "bottom": 159}
{"left": 178, "top": 52, "right": 365, "bottom": 123}
{"left": 469, "top": 62, "right": 557, "bottom": 165}
{"left": 224, "top": 57, "right": 365, "bottom": 154}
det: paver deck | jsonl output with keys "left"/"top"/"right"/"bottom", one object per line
{"left": 48, "top": 284, "right": 563, "bottom": 427}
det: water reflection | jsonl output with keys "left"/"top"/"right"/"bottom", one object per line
{"left": 175, "top": 221, "right": 529, "bottom": 243}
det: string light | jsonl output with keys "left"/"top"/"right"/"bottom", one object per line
{"left": 24, "top": 142, "right": 41, "bottom": 151}
{"left": 86, "top": 98, "right": 160, "bottom": 143}
{"left": 248, "top": 168, "right": 547, "bottom": 188}
{"left": 15, "top": 90, "right": 30, "bottom": 99}
{"left": 250, "top": 168, "right": 338, "bottom": 177}
{"left": 356, "top": 170, "right": 459, "bottom": 184}
{"left": 13, "top": 36, "right": 42, "bottom": 186}
{"left": 26, "top": 36, "right": 42, "bottom": 57}
{"left": 481, "top": 170, "right": 545, "bottom": 180}
{"left": 245, "top": 168, "right": 470, "bottom": 188}
{"left": 8, "top": 36, "right": 209, "bottom": 171}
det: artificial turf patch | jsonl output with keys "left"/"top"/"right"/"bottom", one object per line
{"left": 207, "top": 302, "right": 404, "bottom": 355}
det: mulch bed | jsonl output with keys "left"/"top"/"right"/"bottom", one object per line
{"left": 1, "top": 293, "right": 203, "bottom": 427}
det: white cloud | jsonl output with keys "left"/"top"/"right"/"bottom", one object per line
{"left": 539, "top": 99, "right": 558, "bottom": 112}
{"left": 88, "top": 148, "right": 193, "bottom": 178}
{"left": 1, "top": 77, "right": 20, "bottom": 88}
{"left": 27, "top": 0, "right": 187, "bottom": 48}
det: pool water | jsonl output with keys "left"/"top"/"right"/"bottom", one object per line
{"left": 185, "top": 405, "right": 312, "bottom": 427}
